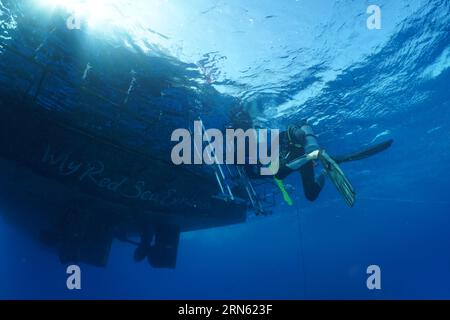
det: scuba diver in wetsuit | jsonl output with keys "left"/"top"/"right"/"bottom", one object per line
{"left": 273, "top": 120, "right": 393, "bottom": 207}
{"left": 276, "top": 121, "right": 327, "bottom": 202}
{"left": 229, "top": 105, "right": 393, "bottom": 207}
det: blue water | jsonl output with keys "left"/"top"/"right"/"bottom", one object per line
{"left": 1, "top": 0, "right": 450, "bottom": 299}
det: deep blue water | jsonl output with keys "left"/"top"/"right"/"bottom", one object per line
{"left": 1, "top": 0, "right": 450, "bottom": 299}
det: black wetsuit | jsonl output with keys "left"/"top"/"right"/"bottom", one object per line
{"left": 233, "top": 106, "right": 327, "bottom": 202}
{"left": 276, "top": 125, "right": 325, "bottom": 202}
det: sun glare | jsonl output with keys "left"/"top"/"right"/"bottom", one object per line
{"left": 34, "top": 0, "right": 176, "bottom": 54}
{"left": 36, "top": 0, "right": 129, "bottom": 30}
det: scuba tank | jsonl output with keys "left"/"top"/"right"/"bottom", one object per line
{"left": 284, "top": 121, "right": 321, "bottom": 171}
{"left": 299, "top": 122, "right": 320, "bottom": 154}
{"left": 286, "top": 120, "right": 320, "bottom": 153}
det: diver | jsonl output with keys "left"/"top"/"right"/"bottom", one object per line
{"left": 228, "top": 104, "right": 393, "bottom": 207}
{"left": 272, "top": 120, "right": 393, "bottom": 207}
{"left": 238, "top": 117, "right": 393, "bottom": 207}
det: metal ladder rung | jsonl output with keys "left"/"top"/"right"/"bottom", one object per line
{"left": 198, "top": 119, "right": 267, "bottom": 214}
{"left": 196, "top": 119, "right": 234, "bottom": 201}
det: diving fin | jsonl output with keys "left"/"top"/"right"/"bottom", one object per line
{"left": 274, "top": 177, "right": 293, "bottom": 206}
{"left": 270, "top": 161, "right": 294, "bottom": 206}
{"left": 333, "top": 139, "right": 393, "bottom": 164}
{"left": 285, "top": 139, "right": 393, "bottom": 170}
{"left": 319, "top": 150, "right": 356, "bottom": 207}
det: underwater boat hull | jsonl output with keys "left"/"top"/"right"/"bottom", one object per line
{"left": 0, "top": 93, "right": 247, "bottom": 268}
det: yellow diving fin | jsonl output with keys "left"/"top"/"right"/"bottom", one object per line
{"left": 274, "top": 177, "right": 293, "bottom": 206}
{"left": 270, "top": 162, "right": 293, "bottom": 206}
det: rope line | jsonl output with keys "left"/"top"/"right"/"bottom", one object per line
{"left": 295, "top": 204, "right": 307, "bottom": 298}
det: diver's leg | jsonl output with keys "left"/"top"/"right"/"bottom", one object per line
{"left": 275, "top": 164, "right": 294, "bottom": 180}
{"left": 300, "top": 161, "right": 324, "bottom": 201}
